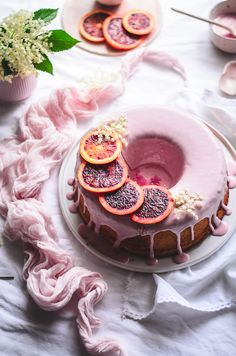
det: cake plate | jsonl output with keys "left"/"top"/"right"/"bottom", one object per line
{"left": 59, "top": 112, "right": 236, "bottom": 273}
{"left": 61, "top": 0, "right": 163, "bottom": 56}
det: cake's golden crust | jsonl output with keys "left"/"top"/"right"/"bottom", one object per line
{"left": 78, "top": 193, "right": 90, "bottom": 225}
{"left": 78, "top": 191, "right": 229, "bottom": 258}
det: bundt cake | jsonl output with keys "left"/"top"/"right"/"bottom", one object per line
{"left": 67, "top": 106, "right": 234, "bottom": 265}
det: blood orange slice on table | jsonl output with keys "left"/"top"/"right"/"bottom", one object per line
{"left": 99, "top": 179, "right": 145, "bottom": 215}
{"left": 131, "top": 185, "right": 174, "bottom": 224}
{"left": 77, "top": 157, "right": 128, "bottom": 193}
{"left": 80, "top": 130, "right": 122, "bottom": 165}
{"left": 122, "top": 10, "right": 155, "bottom": 36}
{"left": 103, "top": 15, "right": 144, "bottom": 50}
{"left": 79, "top": 10, "right": 112, "bottom": 43}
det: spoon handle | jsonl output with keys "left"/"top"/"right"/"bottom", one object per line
{"left": 171, "top": 7, "right": 233, "bottom": 34}
{"left": 0, "top": 276, "right": 14, "bottom": 280}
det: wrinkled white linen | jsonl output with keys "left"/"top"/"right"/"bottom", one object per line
{"left": 1, "top": 0, "right": 236, "bottom": 356}
{"left": 169, "top": 89, "right": 236, "bottom": 147}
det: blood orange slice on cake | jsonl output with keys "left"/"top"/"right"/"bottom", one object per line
{"left": 131, "top": 185, "right": 174, "bottom": 224}
{"left": 80, "top": 130, "right": 122, "bottom": 165}
{"left": 78, "top": 157, "right": 128, "bottom": 193}
{"left": 99, "top": 179, "right": 144, "bottom": 215}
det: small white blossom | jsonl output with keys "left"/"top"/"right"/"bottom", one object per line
{"left": 96, "top": 115, "right": 128, "bottom": 145}
{"left": 174, "top": 190, "right": 203, "bottom": 220}
{"left": 0, "top": 10, "right": 52, "bottom": 81}
{"left": 77, "top": 68, "right": 121, "bottom": 90}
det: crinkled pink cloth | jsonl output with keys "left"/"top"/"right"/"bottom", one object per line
{"left": 0, "top": 48, "right": 185, "bottom": 355}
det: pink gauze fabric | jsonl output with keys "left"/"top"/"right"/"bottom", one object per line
{"left": 0, "top": 48, "right": 186, "bottom": 355}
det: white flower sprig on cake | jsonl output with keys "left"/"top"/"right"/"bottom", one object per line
{"left": 96, "top": 116, "right": 128, "bottom": 145}
{"left": 0, "top": 8, "right": 79, "bottom": 82}
{"left": 174, "top": 190, "right": 203, "bottom": 220}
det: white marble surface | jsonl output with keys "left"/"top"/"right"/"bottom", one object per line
{"left": 0, "top": 0, "right": 236, "bottom": 355}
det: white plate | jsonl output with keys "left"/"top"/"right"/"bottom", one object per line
{"left": 58, "top": 108, "right": 236, "bottom": 273}
{"left": 61, "top": 0, "right": 163, "bottom": 56}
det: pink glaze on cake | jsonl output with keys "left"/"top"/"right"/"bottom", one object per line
{"left": 227, "top": 160, "right": 236, "bottom": 188}
{"left": 127, "top": 137, "right": 184, "bottom": 188}
{"left": 69, "top": 106, "right": 235, "bottom": 264}
{"left": 213, "top": 14, "right": 236, "bottom": 39}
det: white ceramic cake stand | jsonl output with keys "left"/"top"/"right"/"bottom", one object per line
{"left": 58, "top": 108, "right": 236, "bottom": 273}
{"left": 61, "top": 0, "right": 163, "bottom": 56}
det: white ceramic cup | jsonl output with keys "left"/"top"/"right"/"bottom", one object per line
{"left": 96, "top": 0, "right": 123, "bottom": 6}
{"left": 209, "top": 0, "right": 236, "bottom": 53}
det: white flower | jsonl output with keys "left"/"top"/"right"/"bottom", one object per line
{"left": 174, "top": 190, "right": 203, "bottom": 220}
{"left": 0, "top": 10, "right": 52, "bottom": 81}
{"left": 96, "top": 115, "right": 128, "bottom": 145}
{"left": 77, "top": 68, "right": 121, "bottom": 90}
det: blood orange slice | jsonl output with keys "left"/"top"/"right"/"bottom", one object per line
{"left": 77, "top": 157, "right": 128, "bottom": 193}
{"left": 79, "top": 10, "right": 112, "bottom": 43}
{"left": 80, "top": 130, "right": 122, "bottom": 165}
{"left": 99, "top": 179, "right": 144, "bottom": 215}
{"left": 122, "top": 10, "right": 155, "bottom": 36}
{"left": 103, "top": 15, "right": 143, "bottom": 50}
{"left": 131, "top": 185, "right": 174, "bottom": 224}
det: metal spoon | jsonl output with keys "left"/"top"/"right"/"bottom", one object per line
{"left": 171, "top": 7, "right": 236, "bottom": 37}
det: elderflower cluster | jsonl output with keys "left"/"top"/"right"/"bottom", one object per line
{"left": 77, "top": 68, "right": 122, "bottom": 91}
{"left": 174, "top": 190, "right": 203, "bottom": 220}
{"left": 97, "top": 115, "right": 128, "bottom": 145}
{"left": 0, "top": 10, "right": 51, "bottom": 81}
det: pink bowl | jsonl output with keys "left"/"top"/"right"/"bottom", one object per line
{"left": 0, "top": 74, "right": 38, "bottom": 102}
{"left": 96, "top": 0, "right": 123, "bottom": 6}
{"left": 209, "top": 0, "right": 236, "bottom": 53}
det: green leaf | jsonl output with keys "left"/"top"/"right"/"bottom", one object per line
{"left": 0, "top": 26, "right": 6, "bottom": 34}
{"left": 2, "top": 59, "right": 13, "bottom": 76}
{"left": 33, "top": 8, "right": 58, "bottom": 23}
{"left": 34, "top": 55, "right": 53, "bottom": 75}
{"left": 49, "top": 30, "right": 79, "bottom": 52}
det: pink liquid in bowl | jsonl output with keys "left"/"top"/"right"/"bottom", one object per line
{"left": 213, "top": 14, "right": 236, "bottom": 39}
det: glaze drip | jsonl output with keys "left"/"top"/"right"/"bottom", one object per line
{"left": 69, "top": 203, "right": 77, "bottom": 213}
{"left": 227, "top": 176, "right": 236, "bottom": 189}
{"left": 176, "top": 231, "right": 183, "bottom": 254}
{"left": 173, "top": 253, "right": 190, "bottom": 264}
{"left": 149, "top": 235, "right": 155, "bottom": 259}
{"left": 146, "top": 257, "right": 158, "bottom": 266}
{"left": 190, "top": 225, "right": 194, "bottom": 241}
{"left": 221, "top": 201, "right": 232, "bottom": 216}
{"left": 209, "top": 213, "right": 229, "bottom": 236}
{"left": 67, "top": 178, "right": 75, "bottom": 186}
{"left": 66, "top": 192, "right": 74, "bottom": 200}
{"left": 227, "top": 160, "right": 236, "bottom": 189}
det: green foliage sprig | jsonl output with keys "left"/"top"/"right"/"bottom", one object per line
{"left": 0, "top": 8, "right": 79, "bottom": 81}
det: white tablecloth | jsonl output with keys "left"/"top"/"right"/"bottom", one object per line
{"left": 0, "top": 0, "right": 236, "bottom": 355}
